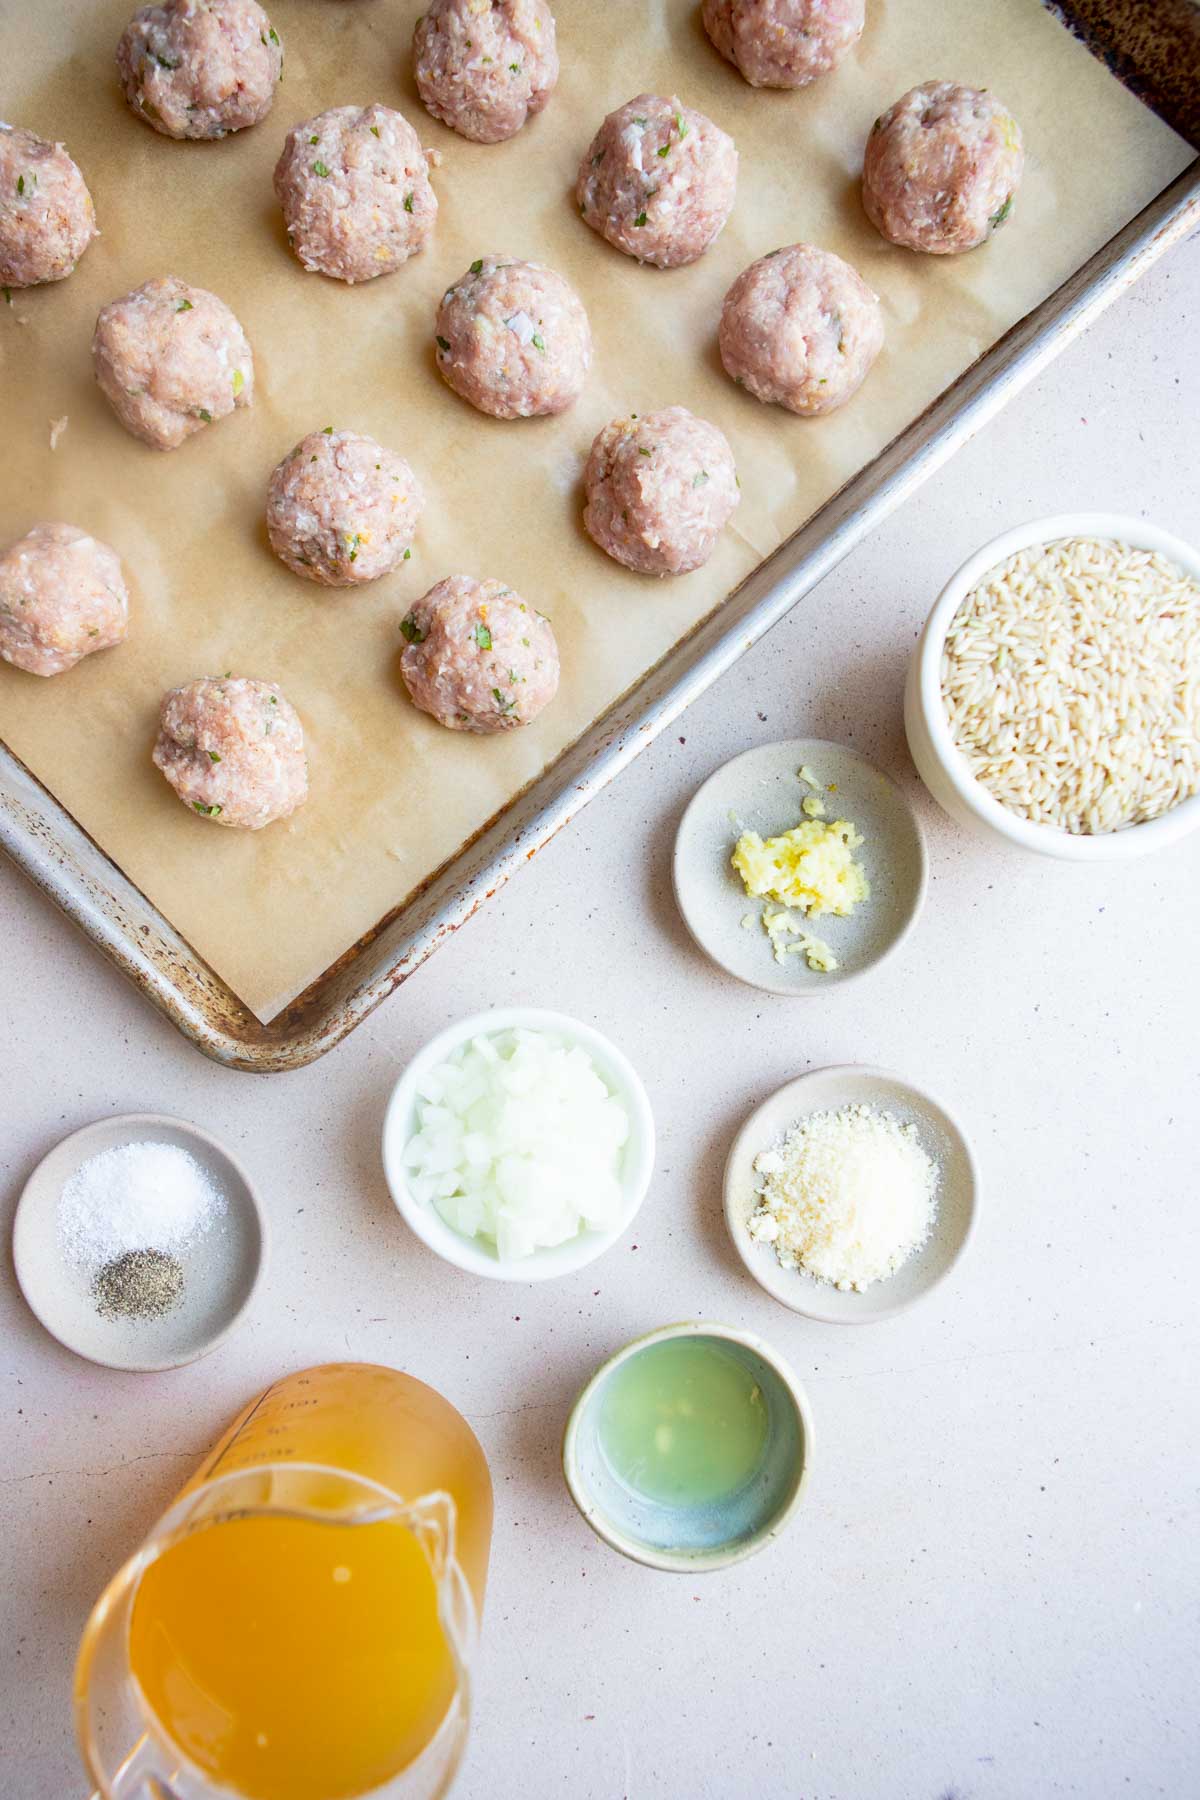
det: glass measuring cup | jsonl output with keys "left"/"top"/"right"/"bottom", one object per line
{"left": 75, "top": 1363, "right": 493, "bottom": 1800}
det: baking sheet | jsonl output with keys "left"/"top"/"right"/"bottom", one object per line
{"left": 0, "top": 0, "right": 1190, "bottom": 1021}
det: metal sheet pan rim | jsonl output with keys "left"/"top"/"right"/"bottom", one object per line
{"left": 2, "top": 159, "right": 1198, "bottom": 1071}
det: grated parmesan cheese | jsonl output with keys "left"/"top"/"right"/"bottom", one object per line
{"left": 749, "top": 1104, "right": 937, "bottom": 1290}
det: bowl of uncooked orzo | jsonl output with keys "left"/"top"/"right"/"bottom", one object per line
{"left": 905, "top": 513, "right": 1200, "bottom": 860}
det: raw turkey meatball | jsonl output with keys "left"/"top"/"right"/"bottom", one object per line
{"left": 863, "top": 82, "right": 1024, "bottom": 255}
{"left": 0, "top": 126, "right": 97, "bottom": 288}
{"left": 0, "top": 523, "right": 128, "bottom": 677}
{"left": 583, "top": 407, "right": 739, "bottom": 576}
{"left": 116, "top": 0, "right": 282, "bottom": 140}
{"left": 702, "top": 0, "right": 864, "bottom": 89}
{"left": 274, "top": 104, "right": 437, "bottom": 284}
{"left": 576, "top": 94, "right": 737, "bottom": 269}
{"left": 92, "top": 275, "right": 254, "bottom": 451}
{"left": 400, "top": 576, "right": 559, "bottom": 732}
{"left": 266, "top": 428, "right": 424, "bottom": 586}
{"left": 719, "top": 243, "right": 882, "bottom": 415}
{"left": 414, "top": 0, "right": 559, "bottom": 144}
{"left": 435, "top": 257, "right": 590, "bottom": 419}
{"left": 153, "top": 676, "right": 307, "bottom": 828}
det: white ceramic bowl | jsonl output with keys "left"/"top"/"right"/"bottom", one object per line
{"left": 381, "top": 1007, "right": 655, "bottom": 1283}
{"left": 905, "top": 511, "right": 1200, "bottom": 860}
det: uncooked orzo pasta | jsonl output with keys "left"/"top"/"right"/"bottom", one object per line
{"left": 940, "top": 538, "right": 1200, "bottom": 834}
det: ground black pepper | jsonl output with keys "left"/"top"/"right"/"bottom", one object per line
{"left": 93, "top": 1248, "right": 185, "bottom": 1321}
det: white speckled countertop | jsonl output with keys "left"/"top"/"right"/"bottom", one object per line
{"left": 3, "top": 237, "right": 1198, "bottom": 1800}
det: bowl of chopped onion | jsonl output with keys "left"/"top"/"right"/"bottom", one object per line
{"left": 905, "top": 512, "right": 1200, "bottom": 859}
{"left": 381, "top": 1007, "right": 656, "bottom": 1282}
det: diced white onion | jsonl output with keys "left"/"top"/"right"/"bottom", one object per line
{"left": 403, "top": 1028, "right": 630, "bottom": 1260}
{"left": 504, "top": 310, "right": 536, "bottom": 345}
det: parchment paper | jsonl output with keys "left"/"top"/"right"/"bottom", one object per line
{"left": 0, "top": 0, "right": 1190, "bottom": 1020}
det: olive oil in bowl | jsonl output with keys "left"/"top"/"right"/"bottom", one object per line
{"left": 597, "top": 1336, "right": 769, "bottom": 1507}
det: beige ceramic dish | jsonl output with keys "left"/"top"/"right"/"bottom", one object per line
{"left": 12, "top": 1113, "right": 266, "bottom": 1372}
{"left": 673, "top": 739, "right": 927, "bottom": 996}
{"left": 724, "top": 1066, "right": 978, "bottom": 1325}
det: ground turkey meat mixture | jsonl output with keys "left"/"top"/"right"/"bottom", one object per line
{"left": 583, "top": 407, "right": 739, "bottom": 576}
{"left": 274, "top": 103, "right": 438, "bottom": 283}
{"left": 702, "top": 0, "right": 864, "bottom": 89}
{"left": 400, "top": 575, "right": 559, "bottom": 732}
{"left": 92, "top": 275, "right": 253, "bottom": 450}
{"left": 0, "top": 523, "right": 129, "bottom": 676}
{"left": 862, "top": 82, "right": 1024, "bottom": 255}
{"left": 718, "top": 243, "right": 883, "bottom": 415}
{"left": 116, "top": 0, "right": 283, "bottom": 140}
{"left": 266, "top": 428, "right": 424, "bottom": 586}
{"left": 153, "top": 676, "right": 308, "bottom": 828}
{"left": 0, "top": 126, "right": 98, "bottom": 287}
{"left": 414, "top": 0, "right": 559, "bottom": 144}
{"left": 435, "top": 256, "right": 591, "bottom": 418}
{"left": 576, "top": 94, "right": 737, "bottom": 269}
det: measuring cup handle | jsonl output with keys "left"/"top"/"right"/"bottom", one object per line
{"left": 103, "top": 1734, "right": 182, "bottom": 1800}
{"left": 441, "top": 1553, "right": 478, "bottom": 1663}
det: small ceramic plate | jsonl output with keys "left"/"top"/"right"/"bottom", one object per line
{"left": 724, "top": 1066, "right": 978, "bottom": 1324}
{"left": 13, "top": 1114, "right": 266, "bottom": 1372}
{"left": 673, "top": 739, "right": 926, "bottom": 995}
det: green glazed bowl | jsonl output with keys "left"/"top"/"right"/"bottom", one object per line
{"left": 562, "top": 1321, "right": 813, "bottom": 1573}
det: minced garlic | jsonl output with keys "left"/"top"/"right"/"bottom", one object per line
{"left": 731, "top": 769, "right": 869, "bottom": 970}
{"left": 762, "top": 905, "right": 838, "bottom": 971}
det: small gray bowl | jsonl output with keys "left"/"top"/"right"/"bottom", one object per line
{"left": 562, "top": 1321, "right": 813, "bottom": 1572}
{"left": 724, "top": 1066, "right": 978, "bottom": 1324}
{"left": 13, "top": 1114, "right": 266, "bottom": 1372}
{"left": 673, "top": 739, "right": 927, "bottom": 995}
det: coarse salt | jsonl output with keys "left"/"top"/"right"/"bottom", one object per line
{"left": 749, "top": 1104, "right": 937, "bottom": 1291}
{"left": 58, "top": 1141, "right": 226, "bottom": 1272}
